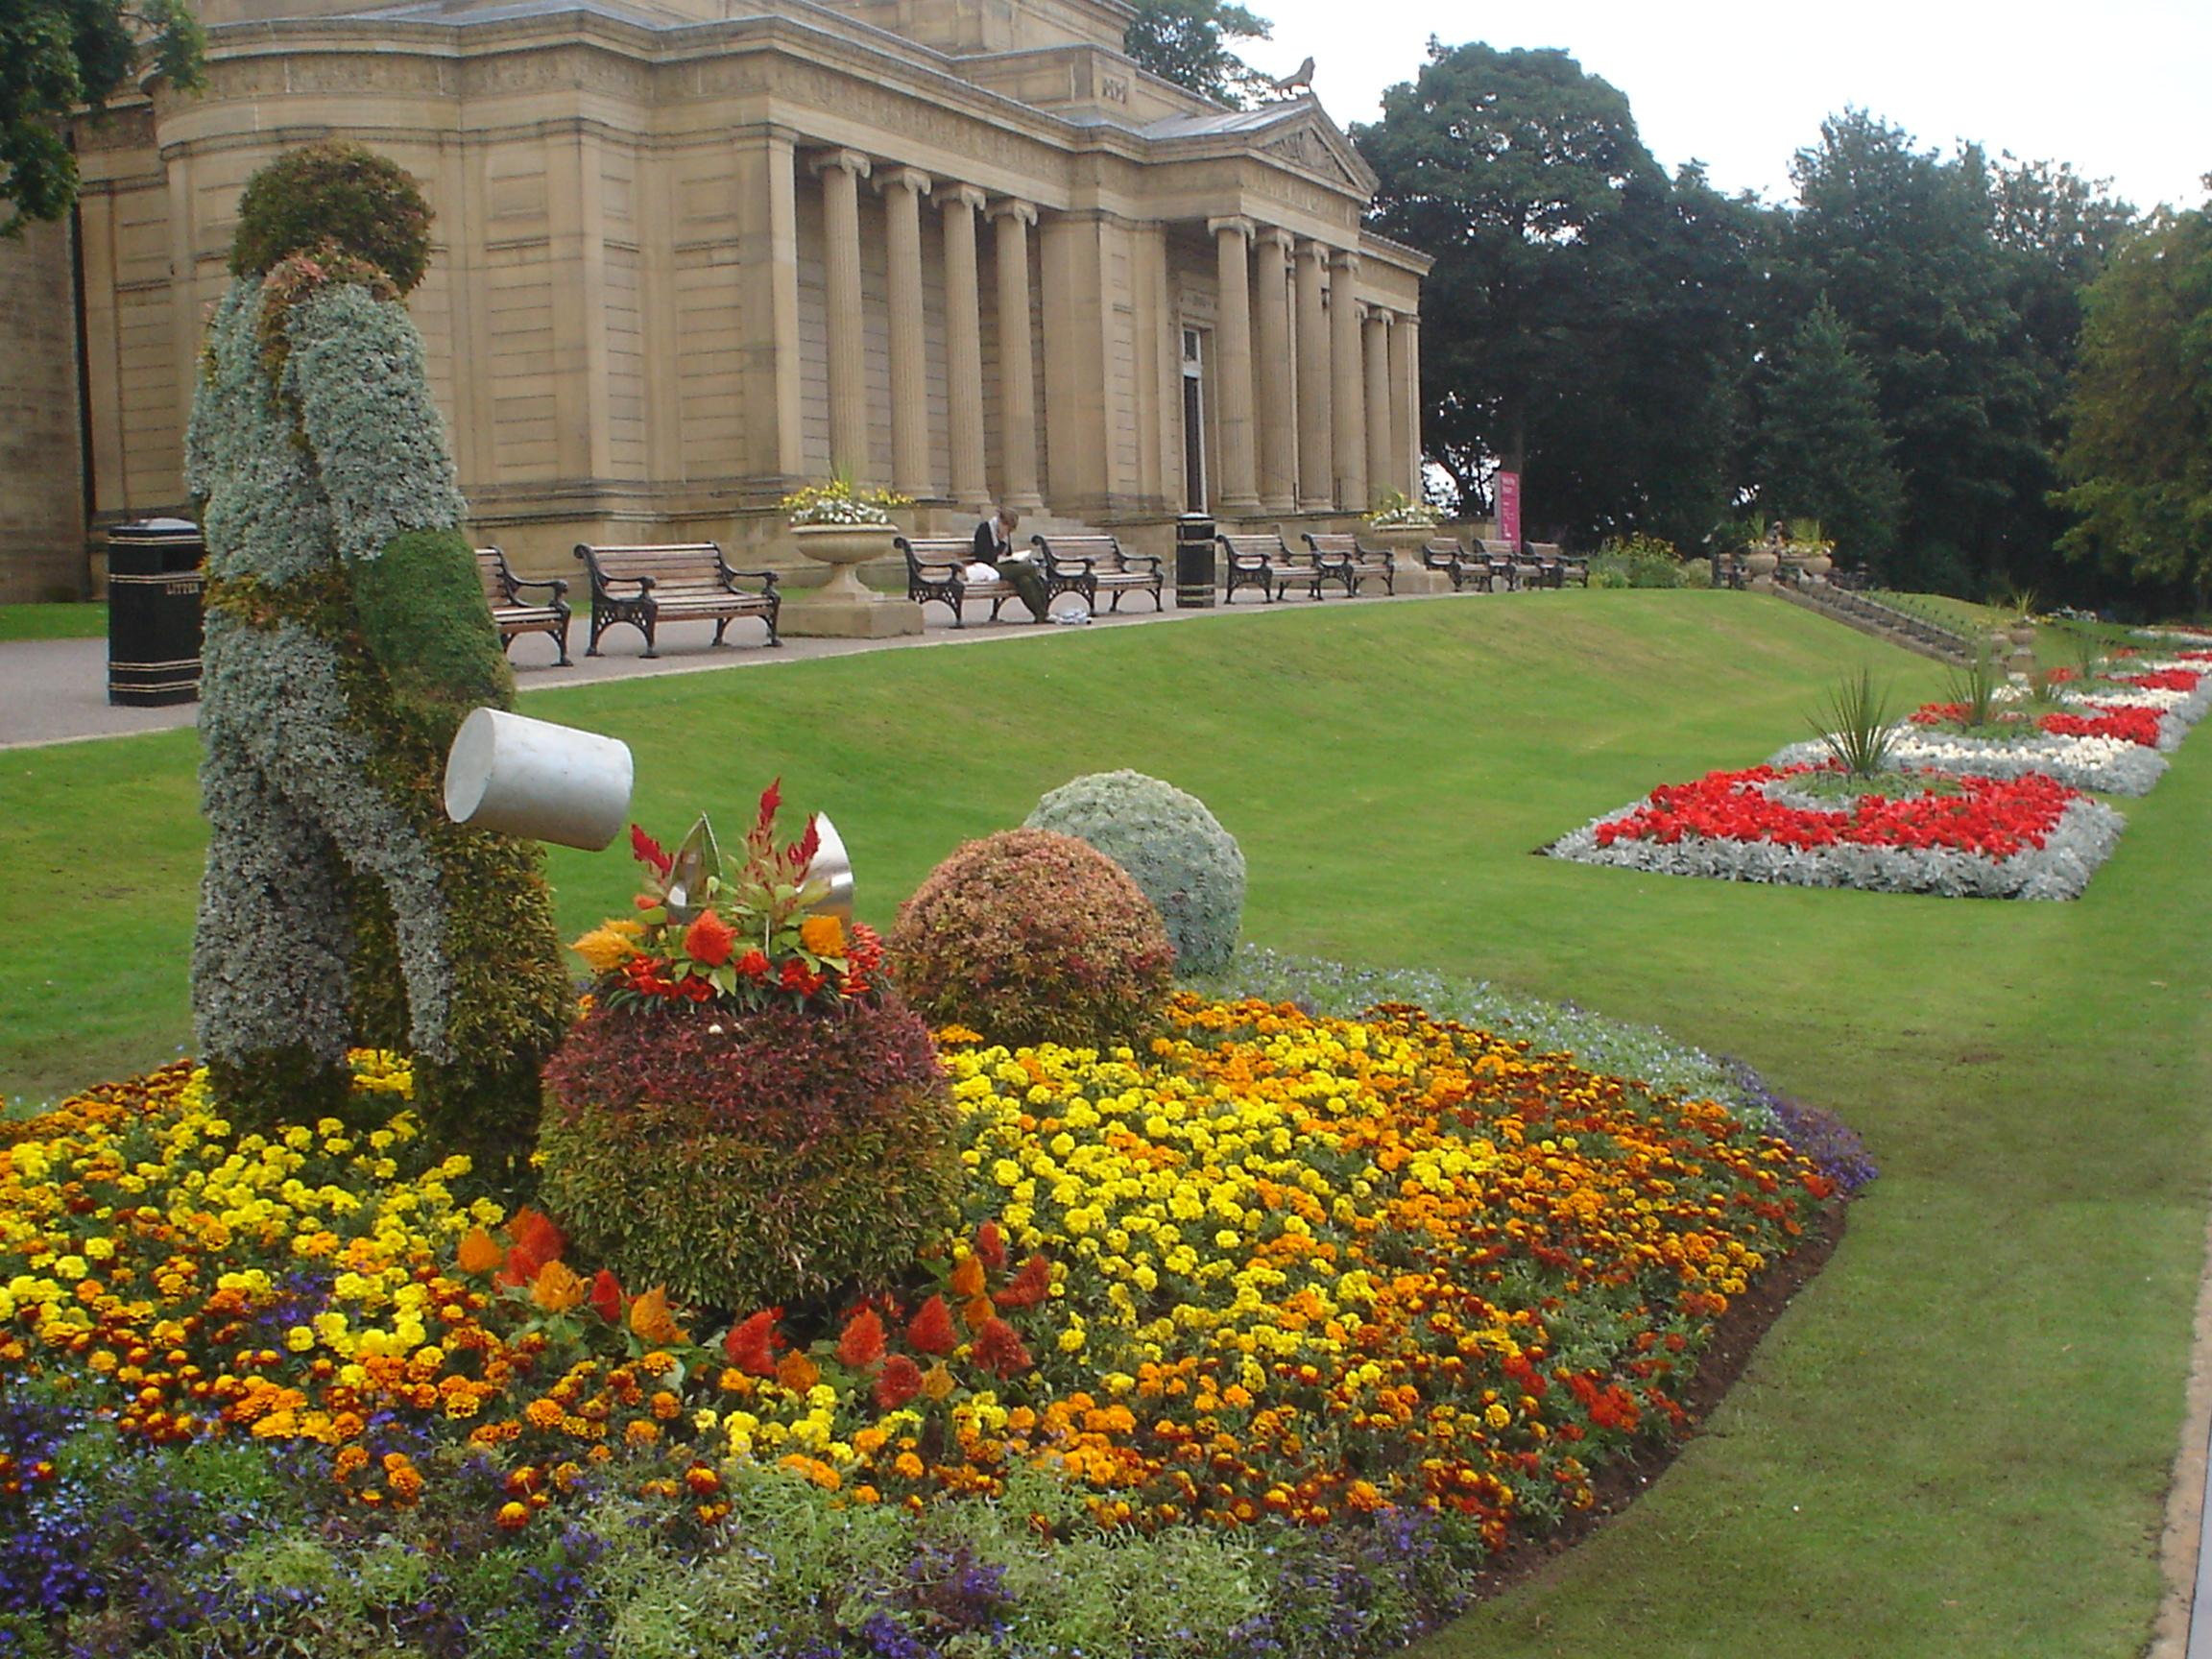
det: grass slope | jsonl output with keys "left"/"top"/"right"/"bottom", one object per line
{"left": 1, "top": 590, "right": 2206, "bottom": 1657}
{"left": 0, "top": 601, "right": 108, "bottom": 641}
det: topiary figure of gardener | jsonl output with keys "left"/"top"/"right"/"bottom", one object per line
{"left": 185, "top": 141, "right": 571, "bottom": 1184}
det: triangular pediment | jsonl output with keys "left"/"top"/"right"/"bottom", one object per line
{"left": 1256, "top": 106, "right": 1374, "bottom": 194}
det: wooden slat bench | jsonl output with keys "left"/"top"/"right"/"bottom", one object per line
{"left": 1215, "top": 532, "right": 1353, "bottom": 603}
{"left": 572, "top": 541, "right": 781, "bottom": 658}
{"left": 1418, "top": 538, "right": 1492, "bottom": 592}
{"left": 476, "top": 545, "right": 573, "bottom": 665}
{"left": 1474, "top": 539, "right": 1528, "bottom": 591}
{"left": 1302, "top": 532, "right": 1394, "bottom": 596}
{"left": 1033, "top": 533, "right": 1164, "bottom": 613}
{"left": 897, "top": 537, "right": 1067, "bottom": 627}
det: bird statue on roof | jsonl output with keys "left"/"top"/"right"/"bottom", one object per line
{"left": 1267, "top": 57, "right": 1315, "bottom": 99}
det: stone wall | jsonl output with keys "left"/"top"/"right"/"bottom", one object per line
{"left": 0, "top": 216, "right": 88, "bottom": 601}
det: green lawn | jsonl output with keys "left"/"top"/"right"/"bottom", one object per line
{"left": 2, "top": 589, "right": 2206, "bottom": 1656}
{"left": 0, "top": 600, "right": 107, "bottom": 640}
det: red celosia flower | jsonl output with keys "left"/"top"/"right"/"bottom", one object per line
{"left": 835, "top": 1307, "right": 887, "bottom": 1369}
{"left": 974, "top": 1221, "right": 1007, "bottom": 1271}
{"left": 996, "top": 1254, "right": 1052, "bottom": 1310}
{"left": 970, "top": 1316, "right": 1032, "bottom": 1379}
{"left": 631, "top": 824, "right": 673, "bottom": 878}
{"left": 724, "top": 1309, "right": 780, "bottom": 1376}
{"left": 875, "top": 1354, "right": 923, "bottom": 1409}
{"left": 510, "top": 1208, "right": 565, "bottom": 1266}
{"left": 906, "top": 1295, "right": 958, "bottom": 1356}
{"left": 589, "top": 1269, "right": 624, "bottom": 1324}
{"left": 684, "top": 908, "right": 738, "bottom": 969}
{"left": 735, "top": 950, "right": 771, "bottom": 981}
{"left": 496, "top": 1244, "right": 544, "bottom": 1290}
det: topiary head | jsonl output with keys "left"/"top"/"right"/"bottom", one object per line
{"left": 890, "top": 828, "right": 1176, "bottom": 1050}
{"left": 230, "top": 141, "right": 434, "bottom": 297}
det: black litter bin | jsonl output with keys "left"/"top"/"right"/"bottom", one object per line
{"left": 1175, "top": 514, "right": 1215, "bottom": 608}
{"left": 108, "top": 517, "right": 206, "bottom": 707}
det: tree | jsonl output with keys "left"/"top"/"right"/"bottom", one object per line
{"left": 1779, "top": 112, "right": 2048, "bottom": 593}
{"left": 1, "top": 0, "right": 203, "bottom": 233}
{"left": 1356, "top": 41, "right": 1762, "bottom": 546}
{"left": 1751, "top": 296, "right": 1904, "bottom": 569}
{"left": 1121, "top": 0, "right": 1272, "bottom": 108}
{"left": 2056, "top": 205, "right": 2212, "bottom": 609}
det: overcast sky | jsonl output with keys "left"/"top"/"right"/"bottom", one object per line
{"left": 1250, "top": 0, "right": 2211, "bottom": 215}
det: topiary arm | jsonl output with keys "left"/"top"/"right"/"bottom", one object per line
{"left": 280, "top": 281, "right": 469, "bottom": 568}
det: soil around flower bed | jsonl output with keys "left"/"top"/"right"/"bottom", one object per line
{"left": 1451, "top": 1196, "right": 1849, "bottom": 1606}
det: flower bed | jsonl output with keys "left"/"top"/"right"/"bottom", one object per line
{"left": 1548, "top": 762, "right": 2124, "bottom": 900}
{"left": 1770, "top": 727, "right": 2168, "bottom": 796}
{"left": 0, "top": 994, "right": 1846, "bottom": 1657}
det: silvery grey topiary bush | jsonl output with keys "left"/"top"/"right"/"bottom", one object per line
{"left": 1025, "top": 770, "right": 1245, "bottom": 974}
{"left": 185, "top": 143, "right": 571, "bottom": 1182}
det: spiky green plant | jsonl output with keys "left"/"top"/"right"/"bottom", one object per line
{"left": 1943, "top": 642, "right": 2003, "bottom": 729}
{"left": 1812, "top": 666, "right": 1895, "bottom": 779}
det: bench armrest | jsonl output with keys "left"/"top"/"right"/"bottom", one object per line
{"left": 508, "top": 573, "right": 568, "bottom": 598}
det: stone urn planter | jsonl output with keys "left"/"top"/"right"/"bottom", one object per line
{"left": 1366, "top": 524, "right": 1453, "bottom": 593}
{"left": 1803, "top": 552, "right": 1834, "bottom": 582}
{"left": 1743, "top": 548, "right": 1780, "bottom": 589}
{"left": 792, "top": 520, "right": 897, "bottom": 603}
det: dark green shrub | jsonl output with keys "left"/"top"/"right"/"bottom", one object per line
{"left": 229, "top": 140, "right": 434, "bottom": 295}
{"left": 539, "top": 993, "right": 957, "bottom": 1310}
{"left": 890, "top": 829, "right": 1175, "bottom": 1048}
{"left": 1025, "top": 770, "right": 1244, "bottom": 974}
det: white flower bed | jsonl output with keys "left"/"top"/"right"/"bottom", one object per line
{"left": 1550, "top": 787, "right": 2125, "bottom": 901}
{"left": 1771, "top": 729, "right": 2168, "bottom": 796}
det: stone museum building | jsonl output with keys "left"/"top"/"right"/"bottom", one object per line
{"left": 0, "top": 0, "right": 1431, "bottom": 595}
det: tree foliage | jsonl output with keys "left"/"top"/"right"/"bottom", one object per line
{"left": 2056, "top": 206, "right": 2212, "bottom": 607}
{"left": 1121, "top": 0, "right": 1273, "bottom": 108}
{"left": 1356, "top": 41, "right": 1762, "bottom": 548}
{"left": 1750, "top": 296, "right": 1904, "bottom": 566}
{"left": 0, "top": 0, "right": 204, "bottom": 234}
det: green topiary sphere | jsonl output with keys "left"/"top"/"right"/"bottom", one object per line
{"left": 890, "top": 828, "right": 1176, "bottom": 1049}
{"left": 230, "top": 141, "right": 434, "bottom": 296}
{"left": 539, "top": 993, "right": 957, "bottom": 1311}
{"left": 1024, "top": 770, "right": 1245, "bottom": 974}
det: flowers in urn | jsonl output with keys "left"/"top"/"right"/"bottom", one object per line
{"left": 1362, "top": 488, "right": 1443, "bottom": 530}
{"left": 570, "top": 780, "right": 883, "bottom": 1016}
{"left": 779, "top": 475, "right": 913, "bottom": 527}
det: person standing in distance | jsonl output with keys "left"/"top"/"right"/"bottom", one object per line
{"left": 972, "top": 505, "right": 1050, "bottom": 622}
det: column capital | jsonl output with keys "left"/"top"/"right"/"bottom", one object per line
{"left": 1329, "top": 247, "right": 1362, "bottom": 276}
{"left": 938, "top": 182, "right": 988, "bottom": 213}
{"left": 808, "top": 147, "right": 873, "bottom": 180}
{"left": 1294, "top": 237, "right": 1334, "bottom": 267}
{"left": 1207, "top": 214, "right": 1256, "bottom": 241}
{"left": 1255, "top": 226, "right": 1297, "bottom": 255}
{"left": 1364, "top": 304, "right": 1395, "bottom": 326}
{"left": 987, "top": 197, "right": 1038, "bottom": 227}
{"left": 875, "top": 165, "right": 932, "bottom": 198}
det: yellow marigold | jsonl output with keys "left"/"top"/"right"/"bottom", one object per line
{"left": 799, "top": 914, "right": 845, "bottom": 957}
{"left": 570, "top": 925, "right": 645, "bottom": 974}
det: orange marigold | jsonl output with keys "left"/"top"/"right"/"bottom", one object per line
{"left": 799, "top": 913, "right": 845, "bottom": 957}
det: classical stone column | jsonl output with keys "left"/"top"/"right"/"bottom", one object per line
{"left": 1209, "top": 215, "right": 1259, "bottom": 515}
{"left": 876, "top": 166, "right": 933, "bottom": 499}
{"left": 1329, "top": 250, "right": 1365, "bottom": 512}
{"left": 1363, "top": 306, "right": 1394, "bottom": 508}
{"left": 811, "top": 148, "right": 873, "bottom": 482}
{"left": 938, "top": 184, "right": 989, "bottom": 512}
{"left": 1400, "top": 312, "right": 1424, "bottom": 498}
{"left": 989, "top": 199, "right": 1043, "bottom": 513}
{"left": 1388, "top": 308, "right": 1417, "bottom": 500}
{"left": 1252, "top": 227, "right": 1296, "bottom": 515}
{"left": 734, "top": 125, "right": 805, "bottom": 485}
{"left": 1293, "top": 240, "right": 1333, "bottom": 513}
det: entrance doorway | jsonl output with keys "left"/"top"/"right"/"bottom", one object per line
{"left": 1181, "top": 327, "right": 1207, "bottom": 513}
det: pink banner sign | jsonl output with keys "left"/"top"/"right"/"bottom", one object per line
{"left": 1496, "top": 471, "right": 1522, "bottom": 545}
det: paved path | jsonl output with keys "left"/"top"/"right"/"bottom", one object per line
{"left": 0, "top": 596, "right": 1238, "bottom": 750}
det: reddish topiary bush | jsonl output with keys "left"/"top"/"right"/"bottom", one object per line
{"left": 889, "top": 828, "right": 1175, "bottom": 1048}
{"left": 539, "top": 991, "right": 958, "bottom": 1311}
